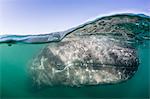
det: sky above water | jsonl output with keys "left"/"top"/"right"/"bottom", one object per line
{"left": 0, "top": 0, "right": 150, "bottom": 35}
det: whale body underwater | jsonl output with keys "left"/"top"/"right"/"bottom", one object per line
{"left": 30, "top": 14, "right": 150, "bottom": 87}
{"left": 1, "top": 13, "right": 149, "bottom": 87}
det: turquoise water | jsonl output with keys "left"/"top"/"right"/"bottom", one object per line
{"left": 0, "top": 41, "right": 149, "bottom": 98}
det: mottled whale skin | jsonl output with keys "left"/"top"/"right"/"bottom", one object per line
{"left": 30, "top": 14, "right": 150, "bottom": 87}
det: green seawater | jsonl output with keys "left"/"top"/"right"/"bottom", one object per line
{"left": 0, "top": 41, "right": 150, "bottom": 98}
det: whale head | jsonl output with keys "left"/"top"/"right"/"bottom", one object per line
{"left": 30, "top": 13, "right": 149, "bottom": 87}
{"left": 30, "top": 36, "right": 139, "bottom": 86}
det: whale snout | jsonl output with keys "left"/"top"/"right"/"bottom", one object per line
{"left": 109, "top": 46, "right": 139, "bottom": 66}
{"left": 108, "top": 46, "right": 139, "bottom": 80}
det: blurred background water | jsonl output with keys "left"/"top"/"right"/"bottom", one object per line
{"left": 0, "top": 40, "right": 149, "bottom": 98}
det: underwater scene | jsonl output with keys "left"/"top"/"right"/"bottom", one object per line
{"left": 0, "top": 13, "right": 150, "bottom": 98}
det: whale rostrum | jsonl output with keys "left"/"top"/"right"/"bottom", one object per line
{"left": 30, "top": 14, "right": 150, "bottom": 87}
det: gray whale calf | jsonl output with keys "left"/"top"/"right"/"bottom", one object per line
{"left": 30, "top": 14, "right": 150, "bottom": 87}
